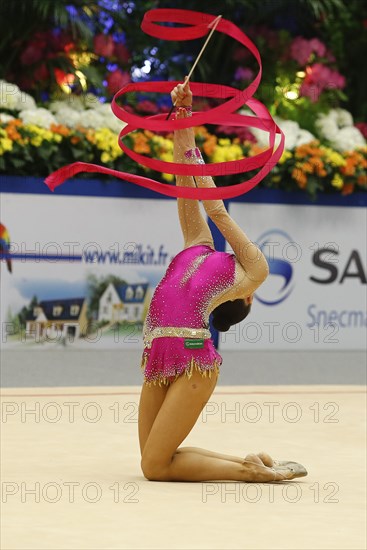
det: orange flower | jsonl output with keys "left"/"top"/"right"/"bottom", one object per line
{"left": 5, "top": 119, "right": 23, "bottom": 141}
{"left": 7, "top": 118, "right": 22, "bottom": 128}
{"left": 308, "top": 157, "right": 327, "bottom": 176}
{"left": 203, "top": 135, "right": 217, "bottom": 156}
{"left": 291, "top": 167, "right": 307, "bottom": 188}
{"left": 133, "top": 133, "right": 150, "bottom": 154}
{"left": 71, "top": 136, "right": 80, "bottom": 145}
{"left": 195, "top": 126, "right": 209, "bottom": 139}
{"left": 50, "top": 123, "right": 70, "bottom": 137}
{"left": 341, "top": 157, "right": 356, "bottom": 176}
{"left": 342, "top": 183, "right": 355, "bottom": 195}
{"left": 295, "top": 141, "right": 322, "bottom": 159}
{"left": 302, "top": 162, "right": 314, "bottom": 174}
{"left": 357, "top": 174, "right": 367, "bottom": 186}
{"left": 6, "top": 126, "right": 21, "bottom": 141}
{"left": 248, "top": 143, "right": 267, "bottom": 157}
{"left": 85, "top": 129, "right": 96, "bottom": 143}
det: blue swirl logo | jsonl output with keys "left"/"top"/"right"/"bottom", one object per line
{"left": 255, "top": 229, "right": 295, "bottom": 305}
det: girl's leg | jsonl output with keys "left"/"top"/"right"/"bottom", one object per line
{"left": 175, "top": 447, "right": 243, "bottom": 464}
{"left": 138, "top": 382, "right": 170, "bottom": 455}
{"left": 140, "top": 369, "right": 283, "bottom": 482}
{"left": 175, "top": 448, "right": 274, "bottom": 467}
{"left": 138, "top": 383, "right": 271, "bottom": 465}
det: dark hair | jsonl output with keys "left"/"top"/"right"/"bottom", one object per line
{"left": 212, "top": 299, "right": 252, "bottom": 332}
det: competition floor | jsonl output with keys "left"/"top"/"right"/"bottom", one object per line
{"left": 1, "top": 351, "right": 366, "bottom": 550}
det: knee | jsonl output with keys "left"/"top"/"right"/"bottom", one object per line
{"left": 140, "top": 455, "right": 169, "bottom": 481}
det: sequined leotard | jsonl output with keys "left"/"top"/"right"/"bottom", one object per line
{"left": 141, "top": 244, "right": 244, "bottom": 385}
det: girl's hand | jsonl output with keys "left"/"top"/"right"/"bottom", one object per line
{"left": 171, "top": 77, "right": 192, "bottom": 107}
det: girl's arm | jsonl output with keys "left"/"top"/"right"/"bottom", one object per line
{"left": 200, "top": 184, "right": 269, "bottom": 292}
{"left": 172, "top": 82, "right": 214, "bottom": 250}
{"left": 172, "top": 83, "right": 268, "bottom": 292}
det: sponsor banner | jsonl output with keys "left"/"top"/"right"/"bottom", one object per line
{"left": 1, "top": 193, "right": 181, "bottom": 350}
{"left": 220, "top": 202, "right": 367, "bottom": 350}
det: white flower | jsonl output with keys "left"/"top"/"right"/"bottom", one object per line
{"left": 248, "top": 126, "right": 271, "bottom": 147}
{"left": 49, "top": 94, "right": 93, "bottom": 113}
{"left": 274, "top": 118, "right": 300, "bottom": 150}
{"left": 325, "top": 109, "right": 339, "bottom": 122}
{"left": 103, "top": 113, "right": 127, "bottom": 133}
{"left": 0, "top": 113, "right": 15, "bottom": 123}
{"left": 50, "top": 98, "right": 126, "bottom": 131}
{"left": 19, "top": 108, "right": 57, "bottom": 128}
{"left": 317, "top": 109, "right": 366, "bottom": 150}
{"left": 95, "top": 103, "right": 111, "bottom": 114}
{"left": 16, "top": 92, "right": 36, "bottom": 111}
{"left": 96, "top": 103, "right": 127, "bottom": 133}
{"left": 296, "top": 129, "right": 316, "bottom": 146}
{"left": 84, "top": 93, "right": 101, "bottom": 109}
{"left": 335, "top": 108, "right": 353, "bottom": 127}
{"left": 66, "top": 96, "right": 86, "bottom": 112}
{"left": 316, "top": 117, "right": 337, "bottom": 140}
{"left": 54, "top": 106, "right": 81, "bottom": 128}
{"left": 0, "top": 81, "right": 22, "bottom": 110}
{"left": 78, "top": 109, "right": 105, "bottom": 129}
{"left": 49, "top": 100, "right": 69, "bottom": 114}
{"left": 239, "top": 108, "right": 316, "bottom": 150}
{"left": 331, "top": 127, "right": 366, "bottom": 152}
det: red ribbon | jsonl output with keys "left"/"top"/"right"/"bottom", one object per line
{"left": 45, "top": 8, "right": 284, "bottom": 199}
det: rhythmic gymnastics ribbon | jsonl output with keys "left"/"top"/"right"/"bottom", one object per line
{"left": 45, "top": 8, "right": 284, "bottom": 199}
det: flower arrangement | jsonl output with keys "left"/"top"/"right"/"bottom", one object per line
{"left": 270, "top": 141, "right": 367, "bottom": 196}
{"left": 1, "top": 114, "right": 366, "bottom": 199}
{"left": 233, "top": 30, "right": 349, "bottom": 135}
{"left": 3, "top": 25, "right": 131, "bottom": 101}
{"left": 1, "top": 79, "right": 366, "bottom": 200}
{"left": 316, "top": 109, "right": 366, "bottom": 152}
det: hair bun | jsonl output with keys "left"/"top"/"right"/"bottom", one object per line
{"left": 212, "top": 316, "right": 231, "bottom": 332}
{"left": 212, "top": 299, "right": 252, "bottom": 332}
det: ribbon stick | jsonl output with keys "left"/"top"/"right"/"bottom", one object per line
{"left": 45, "top": 8, "right": 284, "bottom": 200}
{"left": 166, "top": 14, "right": 222, "bottom": 119}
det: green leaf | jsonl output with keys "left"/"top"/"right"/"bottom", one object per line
{"left": 9, "top": 157, "right": 26, "bottom": 168}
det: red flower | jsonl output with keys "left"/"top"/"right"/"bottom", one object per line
{"left": 50, "top": 31, "right": 73, "bottom": 52}
{"left": 106, "top": 69, "right": 130, "bottom": 94}
{"left": 17, "top": 75, "right": 34, "bottom": 90}
{"left": 20, "top": 44, "right": 43, "bottom": 65}
{"left": 300, "top": 63, "right": 345, "bottom": 102}
{"left": 30, "top": 32, "right": 48, "bottom": 51}
{"left": 94, "top": 34, "right": 114, "bottom": 57}
{"left": 216, "top": 125, "right": 256, "bottom": 142}
{"left": 233, "top": 47, "right": 250, "bottom": 62}
{"left": 114, "top": 43, "right": 130, "bottom": 64}
{"left": 355, "top": 122, "right": 367, "bottom": 140}
{"left": 54, "top": 68, "right": 75, "bottom": 87}
{"left": 136, "top": 100, "right": 158, "bottom": 114}
{"left": 34, "top": 63, "right": 49, "bottom": 82}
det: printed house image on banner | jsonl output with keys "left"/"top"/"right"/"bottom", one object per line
{"left": 98, "top": 283, "right": 149, "bottom": 324}
{"left": 26, "top": 298, "right": 88, "bottom": 340}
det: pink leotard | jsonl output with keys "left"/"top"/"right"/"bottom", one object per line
{"left": 141, "top": 244, "right": 238, "bottom": 385}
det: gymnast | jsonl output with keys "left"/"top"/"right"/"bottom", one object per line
{"left": 138, "top": 80, "right": 307, "bottom": 482}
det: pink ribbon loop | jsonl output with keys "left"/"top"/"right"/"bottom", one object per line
{"left": 45, "top": 8, "right": 284, "bottom": 199}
